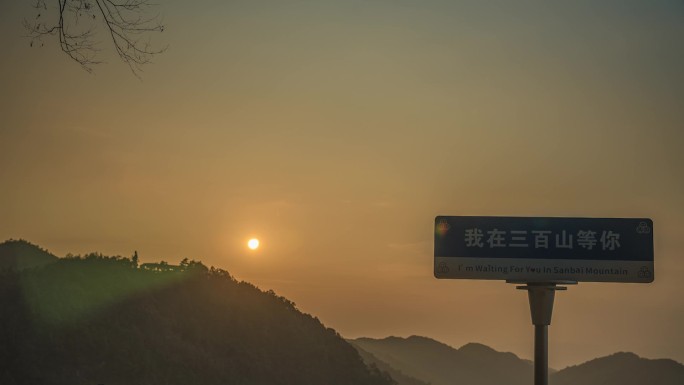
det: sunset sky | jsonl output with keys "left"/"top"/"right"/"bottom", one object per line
{"left": 1, "top": 0, "right": 683, "bottom": 368}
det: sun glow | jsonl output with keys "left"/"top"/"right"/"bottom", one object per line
{"left": 247, "top": 238, "right": 260, "bottom": 250}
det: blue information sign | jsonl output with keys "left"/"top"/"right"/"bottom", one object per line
{"left": 434, "top": 216, "right": 654, "bottom": 283}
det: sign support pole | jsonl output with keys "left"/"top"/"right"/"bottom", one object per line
{"left": 509, "top": 281, "right": 576, "bottom": 385}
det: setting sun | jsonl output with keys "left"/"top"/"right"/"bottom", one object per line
{"left": 247, "top": 238, "right": 260, "bottom": 250}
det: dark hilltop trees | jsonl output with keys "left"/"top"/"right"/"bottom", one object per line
{"left": 0, "top": 239, "right": 58, "bottom": 271}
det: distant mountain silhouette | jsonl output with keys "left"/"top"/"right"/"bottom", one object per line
{"left": 351, "top": 336, "right": 533, "bottom": 385}
{"left": 552, "top": 352, "right": 684, "bottom": 385}
{"left": 0, "top": 244, "right": 394, "bottom": 385}
{"left": 0, "top": 239, "right": 58, "bottom": 271}
{"left": 352, "top": 336, "right": 684, "bottom": 385}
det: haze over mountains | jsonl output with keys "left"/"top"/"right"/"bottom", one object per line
{"left": 351, "top": 336, "right": 684, "bottom": 385}
{"left": 1, "top": 240, "right": 682, "bottom": 385}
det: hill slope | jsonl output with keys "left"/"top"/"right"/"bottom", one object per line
{"left": 552, "top": 352, "right": 684, "bottom": 385}
{"left": 0, "top": 252, "right": 394, "bottom": 385}
{"left": 0, "top": 239, "right": 58, "bottom": 271}
{"left": 351, "top": 336, "right": 533, "bottom": 385}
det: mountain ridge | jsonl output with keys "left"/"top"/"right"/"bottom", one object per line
{"left": 552, "top": 351, "right": 684, "bottom": 385}
{"left": 3, "top": 240, "right": 682, "bottom": 385}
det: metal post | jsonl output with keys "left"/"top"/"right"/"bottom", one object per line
{"left": 534, "top": 324, "right": 548, "bottom": 385}
{"left": 508, "top": 281, "right": 575, "bottom": 385}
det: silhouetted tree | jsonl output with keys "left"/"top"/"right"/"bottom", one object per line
{"left": 23, "top": 0, "right": 166, "bottom": 76}
{"left": 132, "top": 250, "right": 139, "bottom": 268}
{"left": 179, "top": 257, "right": 189, "bottom": 269}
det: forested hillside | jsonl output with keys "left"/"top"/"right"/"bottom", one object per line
{"left": 0, "top": 245, "right": 394, "bottom": 385}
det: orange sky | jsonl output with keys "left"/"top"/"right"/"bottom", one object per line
{"left": 1, "top": 0, "right": 683, "bottom": 368}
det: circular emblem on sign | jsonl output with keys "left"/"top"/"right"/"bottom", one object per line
{"left": 437, "top": 262, "right": 450, "bottom": 274}
{"left": 636, "top": 222, "right": 651, "bottom": 234}
{"left": 436, "top": 219, "right": 450, "bottom": 236}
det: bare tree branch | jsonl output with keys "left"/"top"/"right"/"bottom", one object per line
{"left": 24, "top": 0, "right": 166, "bottom": 77}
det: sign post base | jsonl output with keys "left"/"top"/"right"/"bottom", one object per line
{"left": 507, "top": 281, "right": 577, "bottom": 385}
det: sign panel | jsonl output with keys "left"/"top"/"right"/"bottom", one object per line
{"left": 434, "top": 216, "right": 654, "bottom": 283}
